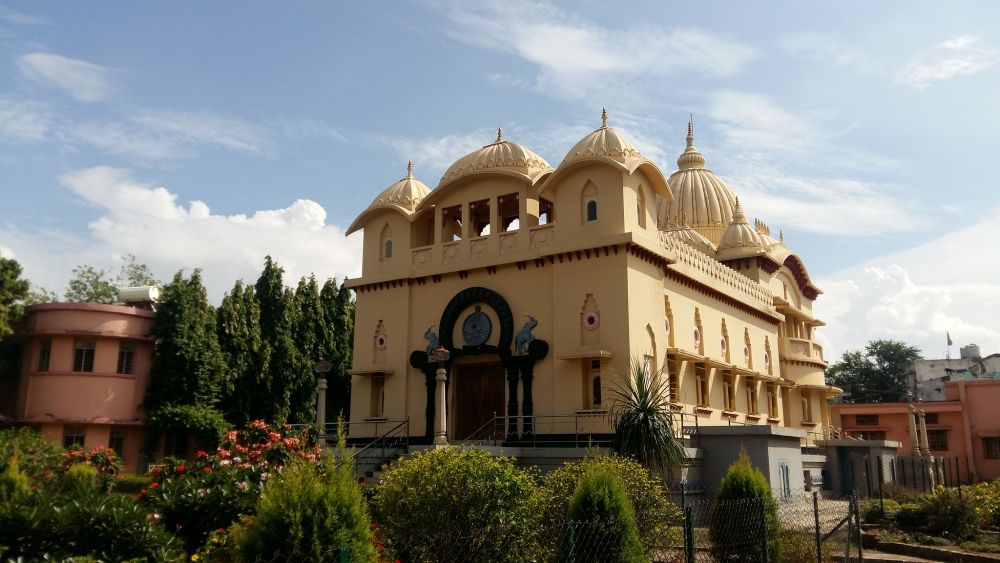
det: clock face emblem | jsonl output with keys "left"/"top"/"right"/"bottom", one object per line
{"left": 462, "top": 305, "right": 492, "bottom": 346}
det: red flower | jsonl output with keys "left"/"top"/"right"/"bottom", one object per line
{"left": 196, "top": 450, "right": 207, "bottom": 458}
{"left": 151, "top": 467, "right": 160, "bottom": 476}
{"left": 176, "top": 464, "right": 187, "bottom": 473}
{"left": 149, "top": 482, "right": 159, "bottom": 489}
{"left": 370, "top": 522, "right": 378, "bottom": 530}
{"left": 202, "top": 467, "right": 212, "bottom": 473}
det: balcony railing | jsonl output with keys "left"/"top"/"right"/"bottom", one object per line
{"left": 783, "top": 337, "right": 825, "bottom": 363}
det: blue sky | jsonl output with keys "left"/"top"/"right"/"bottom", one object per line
{"left": 2, "top": 1, "right": 999, "bottom": 360}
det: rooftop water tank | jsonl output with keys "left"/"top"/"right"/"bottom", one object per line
{"left": 117, "top": 286, "right": 160, "bottom": 309}
{"left": 960, "top": 343, "right": 981, "bottom": 359}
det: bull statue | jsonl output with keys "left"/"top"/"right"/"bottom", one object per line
{"left": 515, "top": 315, "right": 538, "bottom": 355}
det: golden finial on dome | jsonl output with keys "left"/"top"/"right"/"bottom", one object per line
{"left": 496, "top": 126, "right": 503, "bottom": 143}
{"left": 406, "top": 160, "right": 413, "bottom": 178}
{"left": 779, "top": 229, "right": 784, "bottom": 242}
{"left": 601, "top": 107, "right": 608, "bottom": 128}
{"left": 687, "top": 115, "right": 694, "bottom": 148}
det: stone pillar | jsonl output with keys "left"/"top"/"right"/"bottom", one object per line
{"left": 434, "top": 366, "right": 448, "bottom": 445}
{"left": 316, "top": 377, "right": 328, "bottom": 447}
{"left": 424, "top": 368, "right": 437, "bottom": 443}
{"left": 918, "top": 405, "right": 930, "bottom": 456}
{"left": 522, "top": 363, "right": 534, "bottom": 436}
{"left": 506, "top": 365, "right": 519, "bottom": 439}
{"left": 907, "top": 403, "right": 920, "bottom": 454}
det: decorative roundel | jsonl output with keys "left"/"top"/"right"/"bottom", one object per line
{"left": 374, "top": 334, "right": 388, "bottom": 350}
{"left": 583, "top": 311, "right": 601, "bottom": 331}
{"left": 664, "top": 316, "right": 671, "bottom": 334}
{"left": 721, "top": 338, "right": 728, "bottom": 355}
{"left": 693, "top": 328, "right": 701, "bottom": 347}
{"left": 744, "top": 346, "right": 750, "bottom": 361}
{"left": 764, "top": 351, "right": 771, "bottom": 366}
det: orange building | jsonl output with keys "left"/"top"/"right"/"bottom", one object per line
{"left": 11, "top": 301, "right": 156, "bottom": 473}
{"left": 832, "top": 378, "right": 1000, "bottom": 482}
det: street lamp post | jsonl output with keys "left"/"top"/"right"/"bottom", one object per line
{"left": 428, "top": 347, "right": 451, "bottom": 446}
{"left": 314, "top": 359, "right": 333, "bottom": 448}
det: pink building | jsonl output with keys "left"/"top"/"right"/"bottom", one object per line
{"left": 12, "top": 302, "right": 155, "bottom": 473}
{"left": 832, "top": 378, "right": 1000, "bottom": 482}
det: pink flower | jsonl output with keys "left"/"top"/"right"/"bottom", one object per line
{"left": 196, "top": 450, "right": 207, "bottom": 458}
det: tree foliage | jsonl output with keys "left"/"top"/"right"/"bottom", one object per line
{"left": 0, "top": 257, "right": 30, "bottom": 338}
{"left": 217, "top": 281, "right": 268, "bottom": 427}
{"left": 710, "top": 450, "right": 779, "bottom": 562}
{"left": 567, "top": 465, "right": 645, "bottom": 563}
{"left": 609, "top": 358, "right": 685, "bottom": 479}
{"left": 826, "top": 339, "right": 922, "bottom": 403}
{"left": 64, "top": 254, "right": 158, "bottom": 304}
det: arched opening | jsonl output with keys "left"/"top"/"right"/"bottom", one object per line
{"left": 581, "top": 182, "right": 598, "bottom": 224}
{"left": 636, "top": 185, "right": 647, "bottom": 228}
{"left": 380, "top": 224, "right": 393, "bottom": 260}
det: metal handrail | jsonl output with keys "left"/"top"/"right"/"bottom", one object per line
{"left": 350, "top": 418, "right": 409, "bottom": 464}
{"left": 460, "top": 413, "right": 617, "bottom": 448}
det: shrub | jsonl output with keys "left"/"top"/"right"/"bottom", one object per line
{"left": 0, "top": 487, "right": 181, "bottom": 561}
{"left": 967, "top": 479, "right": 1000, "bottom": 530}
{"left": 233, "top": 457, "right": 375, "bottom": 562}
{"left": 779, "top": 530, "right": 830, "bottom": 563}
{"left": 373, "top": 446, "right": 543, "bottom": 563}
{"left": 0, "top": 427, "right": 62, "bottom": 480}
{"left": 147, "top": 403, "right": 230, "bottom": 450}
{"left": 0, "top": 457, "right": 30, "bottom": 502}
{"left": 62, "top": 446, "right": 121, "bottom": 491}
{"left": 540, "top": 453, "right": 681, "bottom": 543}
{"left": 566, "top": 465, "right": 645, "bottom": 563}
{"left": 862, "top": 498, "right": 901, "bottom": 523}
{"left": 882, "top": 481, "right": 921, "bottom": 504}
{"left": 924, "top": 488, "right": 979, "bottom": 539}
{"left": 894, "top": 503, "right": 928, "bottom": 529}
{"left": 58, "top": 462, "right": 100, "bottom": 496}
{"left": 709, "top": 450, "right": 780, "bottom": 562}
{"left": 115, "top": 473, "right": 152, "bottom": 495}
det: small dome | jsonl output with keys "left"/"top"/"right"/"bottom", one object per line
{"left": 439, "top": 128, "right": 552, "bottom": 187}
{"left": 346, "top": 162, "right": 430, "bottom": 235}
{"left": 370, "top": 161, "right": 431, "bottom": 212}
{"left": 663, "top": 213, "right": 717, "bottom": 255}
{"left": 657, "top": 122, "right": 739, "bottom": 245}
{"left": 560, "top": 108, "right": 644, "bottom": 167}
{"left": 716, "top": 199, "right": 766, "bottom": 260}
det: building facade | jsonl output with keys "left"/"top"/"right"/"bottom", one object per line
{"left": 908, "top": 345, "right": 1000, "bottom": 401}
{"left": 832, "top": 378, "right": 1000, "bottom": 481}
{"left": 344, "top": 113, "right": 841, "bottom": 461}
{"left": 12, "top": 302, "right": 155, "bottom": 473}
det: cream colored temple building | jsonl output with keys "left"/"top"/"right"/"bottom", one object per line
{"left": 345, "top": 111, "right": 842, "bottom": 466}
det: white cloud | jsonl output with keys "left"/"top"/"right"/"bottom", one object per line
{"left": 3, "top": 167, "right": 361, "bottom": 300}
{"left": 779, "top": 33, "right": 858, "bottom": 66}
{"left": 18, "top": 52, "right": 114, "bottom": 102}
{"left": 377, "top": 128, "right": 492, "bottom": 183}
{"left": 0, "top": 97, "right": 49, "bottom": 141}
{"left": 0, "top": 6, "right": 49, "bottom": 26}
{"left": 897, "top": 35, "right": 1000, "bottom": 90}
{"left": 815, "top": 207, "right": 1000, "bottom": 361}
{"left": 432, "top": 1, "right": 757, "bottom": 100}
{"left": 704, "top": 90, "right": 921, "bottom": 237}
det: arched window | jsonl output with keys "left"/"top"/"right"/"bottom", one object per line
{"left": 636, "top": 186, "right": 646, "bottom": 228}
{"left": 581, "top": 182, "right": 598, "bottom": 224}
{"left": 380, "top": 224, "right": 393, "bottom": 261}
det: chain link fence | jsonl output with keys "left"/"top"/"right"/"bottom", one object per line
{"left": 282, "top": 492, "right": 864, "bottom": 562}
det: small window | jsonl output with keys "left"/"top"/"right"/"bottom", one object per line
{"left": 985, "top": 437, "right": 1000, "bottom": 459}
{"left": 855, "top": 414, "right": 879, "bottom": 426}
{"left": 767, "top": 383, "right": 778, "bottom": 417}
{"left": 442, "top": 205, "right": 463, "bottom": 241}
{"left": 117, "top": 341, "right": 134, "bottom": 374}
{"left": 924, "top": 412, "right": 939, "bottom": 424}
{"left": 37, "top": 339, "right": 51, "bottom": 372}
{"left": 108, "top": 429, "right": 125, "bottom": 458}
{"left": 723, "top": 373, "right": 735, "bottom": 411}
{"left": 928, "top": 429, "right": 949, "bottom": 451}
{"left": 585, "top": 199, "right": 598, "bottom": 222}
{"left": 667, "top": 356, "right": 678, "bottom": 403}
{"left": 63, "top": 425, "right": 85, "bottom": 449}
{"left": 746, "top": 378, "right": 758, "bottom": 414}
{"left": 470, "top": 199, "right": 490, "bottom": 236}
{"left": 587, "top": 359, "right": 602, "bottom": 408}
{"left": 73, "top": 340, "right": 96, "bottom": 372}
{"left": 380, "top": 224, "right": 393, "bottom": 260}
{"left": 539, "top": 198, "right": 554, "bottom": 225}
{"left": 499, "top": 193, "right": 520, "bottom": 231}
{"left": 695, "top": 363, "right": 709, "bottom": 407}
{"left": 384, "top": 239, "right": 393, "bottom": 259}
{"left": 801, "top": 391, "right": 813, "bottom": 422}
{"left": 370, "top": 374, "right": 386, "bottom": 418}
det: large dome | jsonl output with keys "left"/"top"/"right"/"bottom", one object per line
{"left": 657, "top": 123, "right": 738, "bottom": 245}
{"left": 346, "top": 162, "right": 430, "bottom": 235}
{"left": 560, "top": 109, "right": 644, "bottom": 167}
{"left": 438, "top": 128, "right": 552, "bottom": 187}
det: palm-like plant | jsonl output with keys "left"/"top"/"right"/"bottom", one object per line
{"left": 608, "top": 358, "right": 686, "bottom": 479}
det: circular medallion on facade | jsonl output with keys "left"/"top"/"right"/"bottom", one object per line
{"left": 583, "top": 311, "right": 600, "bottom": 331}
{"left": 447, "top": 248, "right": 456, "bottom": 259}
{"left": 417, "top": 254, "right": 427, "bottom": 264}
{"left": 721, "top": 338, "right": 728, "bottom": 355}
{"left": 764, "top": 351, "right": 770, "bottom": 366}
{"left": 461, "top": 305, "right": 492, "bottom": 346}
{"left": 693, "top": 328, "right": 701, "bottom": 347}
{"left": 664, "top": 316, "right": 671, "bottom": 334}
{"left": 375, "top": 334, "right": 387, "bottom": 350}
{"left": 744, "top": 346, "right": 750, "bottom": 361}
{"left": 473, "top": 242, "right": 484, "bottom": 254}
{"left": 504, "top": 238, "right": 514, "bottom": 248}
{"left": 538, "top": 233, "right": 548, "bottom": 242}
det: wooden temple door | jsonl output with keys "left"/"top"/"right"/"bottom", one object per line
{"left": 454, "top": 363, "right": 506, "bottom": 440}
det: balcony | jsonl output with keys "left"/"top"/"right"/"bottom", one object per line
{"left": 782, "top": 337, "right": 825, "bottom": 365}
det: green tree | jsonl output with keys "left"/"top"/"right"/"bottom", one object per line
{"left": 566, "top": 465, "right": 645, "bottom": 563}
{"left": 287, "top": 275, "right": 326, "bottom": 424}
{"left": 217, "top": 280, "right": 269, "bottom": 426}
{"left": 255, "top": 256, "right": 302, "bottom": 423}
{"left": 826, "top": 339, "right": 922, "bottom": 403}
{"left": 710, "top": 450, "right": 779, "bottom": 562}
{"left": 64, "top": 264, "right": 116, "bottom": 304}
{"left": 321, "top": 277, "right": 354, "bottom": 421}
{"left": 115, "top": 253, "right": 159, "bottom": 287}
{"left": 0, "top": 257, "right": 30, "bottom": 338}
{"left": 145, "top": 270, "right": 228, "bottom": 413}
{"left": 608, "top": 358, "right": 685, "bottom": 479}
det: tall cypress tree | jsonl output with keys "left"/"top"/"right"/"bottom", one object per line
{"left": 217, "top": 281, "right": 268, "bottom": 426}
{"left": 331, "top": 278, "right": 354, "bottom": 420}
{"left": 254, "top": 256, "right": 302, "bottom": 423}
{"left": 145, "top": 270, "right": 227, "bottom": 411}
{"left": 287, "top": 275, "right": 326, "bottom": 424}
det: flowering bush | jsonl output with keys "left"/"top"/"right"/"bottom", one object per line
{"left": 143, "top": 420, "right": 320, "bottom": 551}
{"left": 0, "top": 427, "right": 63, "bottom": 481}
{"left": 62, "top": 446, "right": 121, "bottom": 491}
{"left": 967, "top": 479, "right": 1000, "bottom": 530}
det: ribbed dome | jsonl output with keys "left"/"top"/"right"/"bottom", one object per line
{"left": 369, "top": 161, "right": 431, "bottom": 212}
{"left": 716, "top": 200, "right": 766, "bottom": 260}
{"left": 439, "top": 128, "right": 552, "bottom": 187}
{"left": 560, "top": 109, "right": 644, "bottom": 167}
{"left": 657, "top": 122, "right": 738, "bottom": 245}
